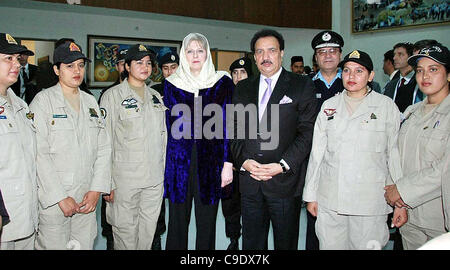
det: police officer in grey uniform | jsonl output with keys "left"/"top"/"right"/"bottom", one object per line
{"left": 0, "top": 33, "right": 38, "bottom": 250}
{"left": 305, "top": 30, "right": 345, "bottom": 250}
{"left": 384, "top": 44, "right": 450, "bottom": 249}
{"left": 303, "top": 50, "right": 403, "bottom": 249}
{"left": 31, "top": 41, "right": 111, "bottom": 250}
{"left": 100, "top": 44, "right": 167, "bottom": 250}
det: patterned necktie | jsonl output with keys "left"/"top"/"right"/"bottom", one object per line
{"left": 259, "top": 78, "right": 272, "bottom": 121}
{"left": 399, "top": 78, "right": 406, "bottom": 88}
{"left": 21, "top": 67, "right": 28, "bottom": 83}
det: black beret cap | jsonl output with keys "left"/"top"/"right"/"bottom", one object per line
{"left": 229, "top": 57, "right": 253, "bottom": 76}
{"left": 158, "top": 52, "right": 179, "bottom": 68}
{"left": 117, "top": 49, "right": 128, "bottom": 62}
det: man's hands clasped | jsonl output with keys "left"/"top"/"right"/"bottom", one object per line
{"left": 242, "top": 159, "right": 284, "bottom": 181}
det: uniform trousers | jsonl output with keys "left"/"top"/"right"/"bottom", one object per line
{"left": 35, "top": 206, "right": 97, "bottom": 250}
{"left": 0, "top": 232, "right": 35, "bottom": 250}
{"left": 316, "top": 205, "right": 389, "bottom": 250}
{"left": 400, "top": 222, "right": 447, "bottom": 250}
{"left": 108, "top": 182, "right": 163, "bottom": 250}
{"left": 165, "top": 145, "right": 219, "bottom": 250}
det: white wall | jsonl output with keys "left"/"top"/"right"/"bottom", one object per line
{"left": 333, "top": 0, "right": 450, "bottom": 86}
{"left": 33, "top": 40, "right": 55, "bottom": 64}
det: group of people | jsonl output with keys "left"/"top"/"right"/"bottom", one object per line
{"left": 0, "top": 27, "right": 448, "bottom": 251}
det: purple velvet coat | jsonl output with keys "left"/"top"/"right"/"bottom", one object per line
{"left": 163, "top": 76, "right": 234, "bottom": 205}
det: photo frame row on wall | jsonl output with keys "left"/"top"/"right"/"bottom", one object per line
{"left": 352, "top": 0, "right": 449, "bottom": 34}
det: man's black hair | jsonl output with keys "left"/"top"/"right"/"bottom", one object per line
{"left": 393, "top": 42, "right": 414, "bottom": 57}
{"left": 250, "top": 29, "right": 285, "bottom": 53}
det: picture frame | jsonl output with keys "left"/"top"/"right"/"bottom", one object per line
{"left": 352, "top": 0, "right": 450, "bottom": 34}
{"left": 87, "top": 35, "right": 181, "bottom": 88}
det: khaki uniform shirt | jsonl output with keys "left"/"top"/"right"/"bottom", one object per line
{"left": 0, "top": 88, "right": 38, "bottom": 242}
{"left": 303, "top": 90, "right": 402, "bottom": 215}
{"left": 100, "top": 79, "right": 167, "bottom": 190}
{"left": 30, "top": 83, "right": 111, "bottom": 209}
{"left": 396, "top": 95, "right": 450, "bottom": 231}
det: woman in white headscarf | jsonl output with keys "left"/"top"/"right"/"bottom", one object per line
{"left": 163, "top": 33, "right": 234, "bottom": 250}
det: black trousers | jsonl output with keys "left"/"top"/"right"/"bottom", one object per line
{"left": 153, "top": 200, "right": 166, "bottom": 237}
{"left": 165, "top": 146, "right": 219, "bottom": 250}
{"left": 221, "top": 171, "right": 241, "bottom": 240}
{"left": 241, "top": 190, "right": 301, "bottom": 250}
{"left": 100, "top": 197, "right": 114, "bottom": 249}
{"left": 305, "top": 211, "right": 319, "bottom": 250}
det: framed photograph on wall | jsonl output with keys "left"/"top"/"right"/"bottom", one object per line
{"left": 87, "top": 35, "right": 181, "bottom": 88}
{"left": 352, "top": 0, "right": 450, "bottom": 34}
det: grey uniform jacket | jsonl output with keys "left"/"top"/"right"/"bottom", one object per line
{"left": 303, "top": 90, "right": 402, "bottom": 215}
{"left": 0, "top": 89, "right": 38, "bottom": 242}
{"left": 100, "top": 79, "right": 167, "bottom": 190}
{"left": 443, "top": 154, "right": 450, "bottom": 231}
{"left": 30, "top": 84, "right": 111, "bottom": 209}
{"left": 396, "top": 95, "right": 450, "bottom": 231}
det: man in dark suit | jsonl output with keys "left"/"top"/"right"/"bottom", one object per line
{"left": 230, "top": 29, "right": 317, "bottom": 250}
{"left": 11, "top": 50, "right": 39, "bottom": 104}
{"left": 383, "top": 42, "right": 423, "bottom": 112}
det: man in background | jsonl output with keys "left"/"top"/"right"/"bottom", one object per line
{"left": 306, "top": 30, "right": 345, "bottom": 250}
{"left": 290, "top": 56, "right": 305, "bottom": 75}
{"left": 311, "top": 30, "right": 344, "bottom": 111}
{"left": 384, "top": 42, "right": 422, "bottom": 113}
{"left": 11, "top": 47, "right": 39, "bottom": 104}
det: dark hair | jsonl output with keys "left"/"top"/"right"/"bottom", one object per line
{"left": 413, "top": 39, "right": 439, "bottom": 52}
{"left": 304, "top": 66, "right": 312, "bottom": 74}
{"left": 383, "top": 49, "right": 394, "bottom": 63}
{"left": 393, "top": 42, "right": 414, "bottom": 57}
{"left": 120, "top": 70, "right": 128, "bottom": 81}
{"left": 250, "top": 29, "right": 285, "bottom": 52}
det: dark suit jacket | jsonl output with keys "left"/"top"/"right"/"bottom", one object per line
{"left": 383, "top": 72, "right": 421, "bottom": 112}
{"left": 230, "top": 69, "right": 318, "bottom": 198}
{"left": 383, "top": 76, "right": 400, "bottom": 100}
{"left": 11, "top": 64, "right": 39, "bottom": 104}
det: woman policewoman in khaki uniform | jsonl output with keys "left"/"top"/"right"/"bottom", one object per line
{"left": 100, "top": 44, "right": 167, "bottom": 250}
{"left": 384, "top": 43, "right": 450, "bottom": 249}
{"left": 30, "top": 41, "right": 111, "bottom": 250}
{"left": 0, "top": 33, "right": 38, "bottom": 250}
{"left": 303, "top": 50, "right": 405, "bottom": 250}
